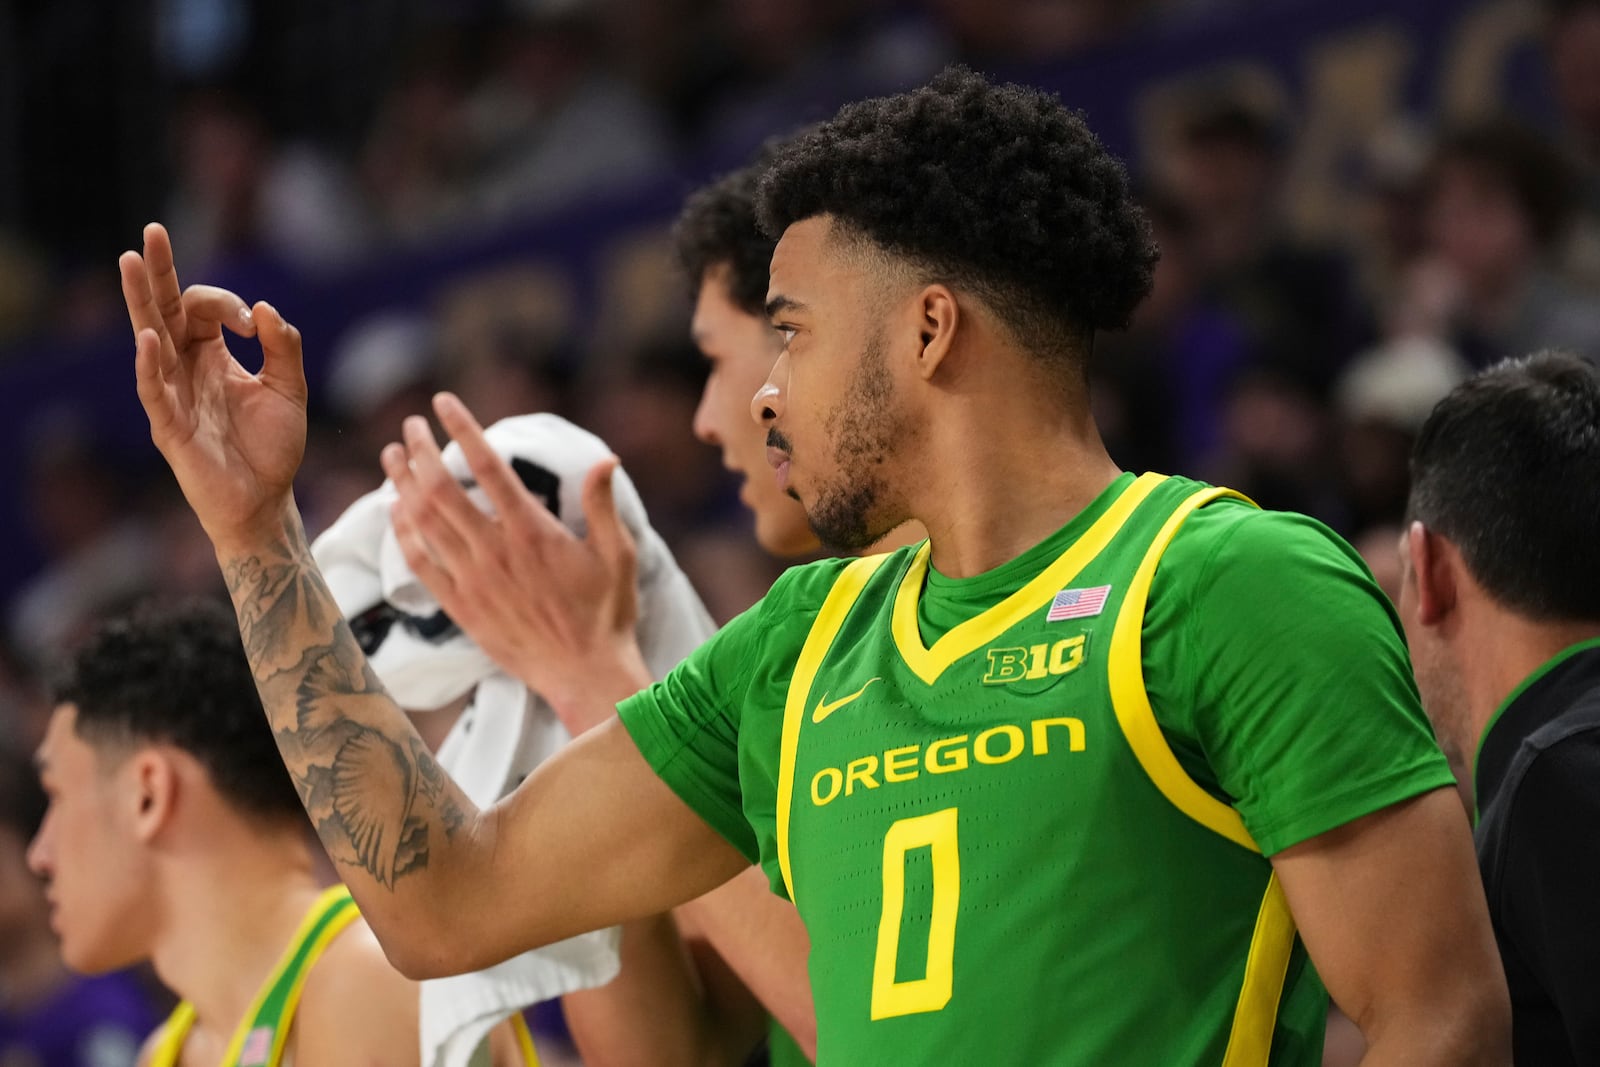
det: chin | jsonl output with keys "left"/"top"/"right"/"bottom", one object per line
{"left": 58, "top": 927, "right": 138, "bottom": 977}
{"left": 756, "top": 515, "right": 822, "bottom": 560}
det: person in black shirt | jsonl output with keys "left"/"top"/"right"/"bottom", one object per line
{"left": 1398, "top": 349, "right": 1600, "bottom": 1065}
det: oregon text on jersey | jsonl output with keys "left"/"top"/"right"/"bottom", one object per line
{"left": 808, "top": 716, "right": 1086, "bottom": 806}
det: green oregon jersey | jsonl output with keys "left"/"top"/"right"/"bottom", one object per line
{"left": 621, "top": 472, "right": 1453, "bottom": 1064}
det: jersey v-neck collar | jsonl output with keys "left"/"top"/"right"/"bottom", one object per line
{"left": 890, "top": 471, "right": 1154, "bottom": 686}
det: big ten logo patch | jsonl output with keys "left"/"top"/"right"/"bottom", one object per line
{"left": 982, "top": 633, "right": 1091, "bottom": 693}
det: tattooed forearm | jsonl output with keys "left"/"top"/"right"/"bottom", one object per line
{"left": 218, "top": 515, "right": 478, "bottom": 894}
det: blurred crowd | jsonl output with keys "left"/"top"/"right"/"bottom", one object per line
{"left": 0, "top": 0, "right": 1597, "bottom": 755}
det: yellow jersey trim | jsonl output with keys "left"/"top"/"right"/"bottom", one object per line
{"left": 1107, "top": 485, "right": 1259, "bottom": 851}
{"left": 149, "top": 885, "right": 359, "bottom": 1067}
{"left": 510, "top": 1012, "right": 542, "bottom": 1066}
{"left": 1221, "top": 874, "right": 1297, "bottom": 1067}
{"left": 890, "top": 473, "right": 1165, "bottom": 686}
{"left": 261, "top": 888, "right": 361, "bottom": 1067}
{"left": 776, "top": 553, "right": 891, "bottom": 903}
{"left": 1105, "top": 483, "right": 1300, "bottom": 1063}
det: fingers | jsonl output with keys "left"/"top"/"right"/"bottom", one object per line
{"left": 386, "top": 415, "right": 484, "bottom": 564}
{"left": 182, "top": 284, "right": 255, "bottom": 342}
{"left": 249, "top": 300, "right": 306, "bottom": 403}
{"left": 142, "top": 222, "right": 189, "bottom": 349}
{"left": 581, "top": 457, "right": 637, "bottom": 572}
{"left": 389, "top": 490, "right": 459, "bottom": 604}
{"left": 133, "top": 327, "right": 177, "bottom": 435}
{"left": 119, "top": 250, "right": 168, "bottom": 346}
{"left": 434, "top": 392, "right": 564, "bottom": 537}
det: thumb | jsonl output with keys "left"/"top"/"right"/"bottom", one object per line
{"left": 252, "top": 301, "right": 308, "bottom": 404}
{"left": 583, "top": 456, "right": 637, "bottom": 570}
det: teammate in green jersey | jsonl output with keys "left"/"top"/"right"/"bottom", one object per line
{"left": 122, "top": 67, "right": 1508, "bottom": 1063}
{"left": 26, "top": 599, "right": 531, "bottom": 1067}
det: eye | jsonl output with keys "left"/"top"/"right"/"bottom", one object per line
{"left": 776, "top": 325, "right": 797, "bottom": 350}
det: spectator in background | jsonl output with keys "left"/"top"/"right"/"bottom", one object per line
{"left": 164, "top": 86, "right": 370, "bottom": 274}
{"left": 462, "top": 4, "right": 670, "bottom": 224}
{"left": 7, "top": 414, "right": 156, "bottom": 670}
{"left": 1397, "top": 351, "right": 1600, "bottom": 1064}
{"left": 0, "top": 740, "right": 158, "bottom": 1067}
{"left": 1092, "top": 189, "right": 1252, "bottom": 475}
{"left": 1161, "top": 92, "right": 1370, "bottom": 397}
{"left": 1545, "top": 0, "right": 1600, "bottom": 286}
{"left": 1417, "top": 118, "right": 1600, "bottom": 368}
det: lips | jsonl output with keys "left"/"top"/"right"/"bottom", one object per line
{"left": 765, "top": 446, "right": 791, "bottom": 491}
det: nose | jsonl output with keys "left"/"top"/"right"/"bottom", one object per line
{"left": 26, "top": 812, "right": 53, "bottom": 878}
{"left": 692, "top": 380, "right": 720, "bottom": 447}
{"left": 750, "top": 354, "right": 787, "bottom": 430}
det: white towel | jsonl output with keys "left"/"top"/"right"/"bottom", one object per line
{"left": 311, "top": 413, "right": 717, "bottom": 1067}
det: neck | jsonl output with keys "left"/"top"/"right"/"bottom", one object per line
{"left": 148, "top": 821, "right": 321, "bottom": 1039}
{"left": 1457, "top": 610, "right": 1600, "bottom": 780}
{"left": 913, "top": 369, "right": 1121, "bottom": 578}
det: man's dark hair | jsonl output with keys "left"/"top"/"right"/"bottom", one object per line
{"left": 0, "top": 740, "right": 47, "bottom": 842}
{"left": 1430, "top": 118, "right": 1577, "bottom": 249}
{"left": 1409, "top": 351, "right": 1600, "bottom": 621}
{"left": 51, "top": 598, "right": 304, "bottom": 824}
{"left": 674, "top": 139, "right": 787, "bottom": 315}
{"left": 757, "top": 66, "right": 1157, "bottom": 367}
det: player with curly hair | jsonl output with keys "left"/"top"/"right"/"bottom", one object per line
{"left": 123, "top": 67, "right": 1508, "bottom": 1063}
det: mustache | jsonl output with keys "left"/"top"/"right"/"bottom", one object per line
{"left": 767, "top": 429, "right": 793, "bottom": 453}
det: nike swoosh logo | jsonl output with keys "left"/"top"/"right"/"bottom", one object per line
{"left": 812, "top": 677, "right": 882, "bottom": 724}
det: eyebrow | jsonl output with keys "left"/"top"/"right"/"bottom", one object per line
{"left": 764, "top": 295, "right": 807, "bottom": 320}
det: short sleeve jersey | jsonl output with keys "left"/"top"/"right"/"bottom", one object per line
{"left": 620, "top": 472, "right": 1453, "bottom": 1065}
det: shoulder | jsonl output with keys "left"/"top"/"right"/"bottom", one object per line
{"left": 763, "top": 551, "right": 905, "bottom": 610}
{"left": 293, "top": 916, "right": 420, "bottom": 1065}
{"left": 1151, "top": 494, "right": 1383, "bottom": 623}
{"left": 1506, "top": 722, "right": 1600, "bottom": 827}
{"left": 1162, "top": 492, "right": 1363, "bottom": 576}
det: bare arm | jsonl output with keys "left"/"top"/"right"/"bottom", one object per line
{"left": 1272, "top": 787, "right": 1509, "bottom": 1066}
{"left": 676, "top": 868, "right": 817, "bottom": 1061}
{"left": 121, "top": 225, "right": 747, "bottom": 978}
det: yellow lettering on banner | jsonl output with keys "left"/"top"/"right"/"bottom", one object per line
{"left": 1032, "top": 717, "right": 1086, "bottom": 755}
{"left": 925, "top": 735, "right": 969, "bottom": 774}
{"left": 884, "top": 745, "right": 920, "bottom": 783}
{"left": 846, "top": 756, "right": 880, "bottom": 796}
{"left": 811, "top": 767, "right": 843, "bottom": 806}
{"left": 974, "top": 724, "right": 1025, "bottom": 765}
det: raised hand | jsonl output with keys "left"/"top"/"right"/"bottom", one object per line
{"left": 123, "top": 222, "right": 308, "bottom": 552}
{"left": 382, "top": 392, "right": 651, "bottom": 729}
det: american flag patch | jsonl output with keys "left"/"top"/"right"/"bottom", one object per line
{"left": 1046, "top": 585, "right": 1111, "bottom": 621}
{"left": 240, "top": 1026, "right": 274, "bottom": 1067}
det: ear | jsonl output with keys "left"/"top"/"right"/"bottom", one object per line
{"left": 1405, "top": 520, "right": 1457, "bottom": 626}
{"left": 126, "top": 749, "right": 179, "bottom": 844}
{"left": 912, "top": 284, "right": 959, "bottom": 381}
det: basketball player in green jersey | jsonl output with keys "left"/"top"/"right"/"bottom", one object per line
{"left": 123, "top": 67, "right": 1509, "bottom": 1062}
{"left": 27, "top": 600, "right": 535, "bottom": 1067}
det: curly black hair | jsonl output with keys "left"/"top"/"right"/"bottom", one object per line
{"left": 674, "top": 138, "right": 788, "bottom": 315}
{"left": 757, "top": 66, "right": 1157, "bottom": 365}
{"left": 51, "top": 598, "right": 305, "bottom": 825}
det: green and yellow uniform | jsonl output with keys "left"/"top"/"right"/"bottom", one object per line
{"left": 147, "top": 886, "right": 540, "bottom": 1067}
{"left": 621, "top": 472, "right": 1453, "bottom": 1064}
